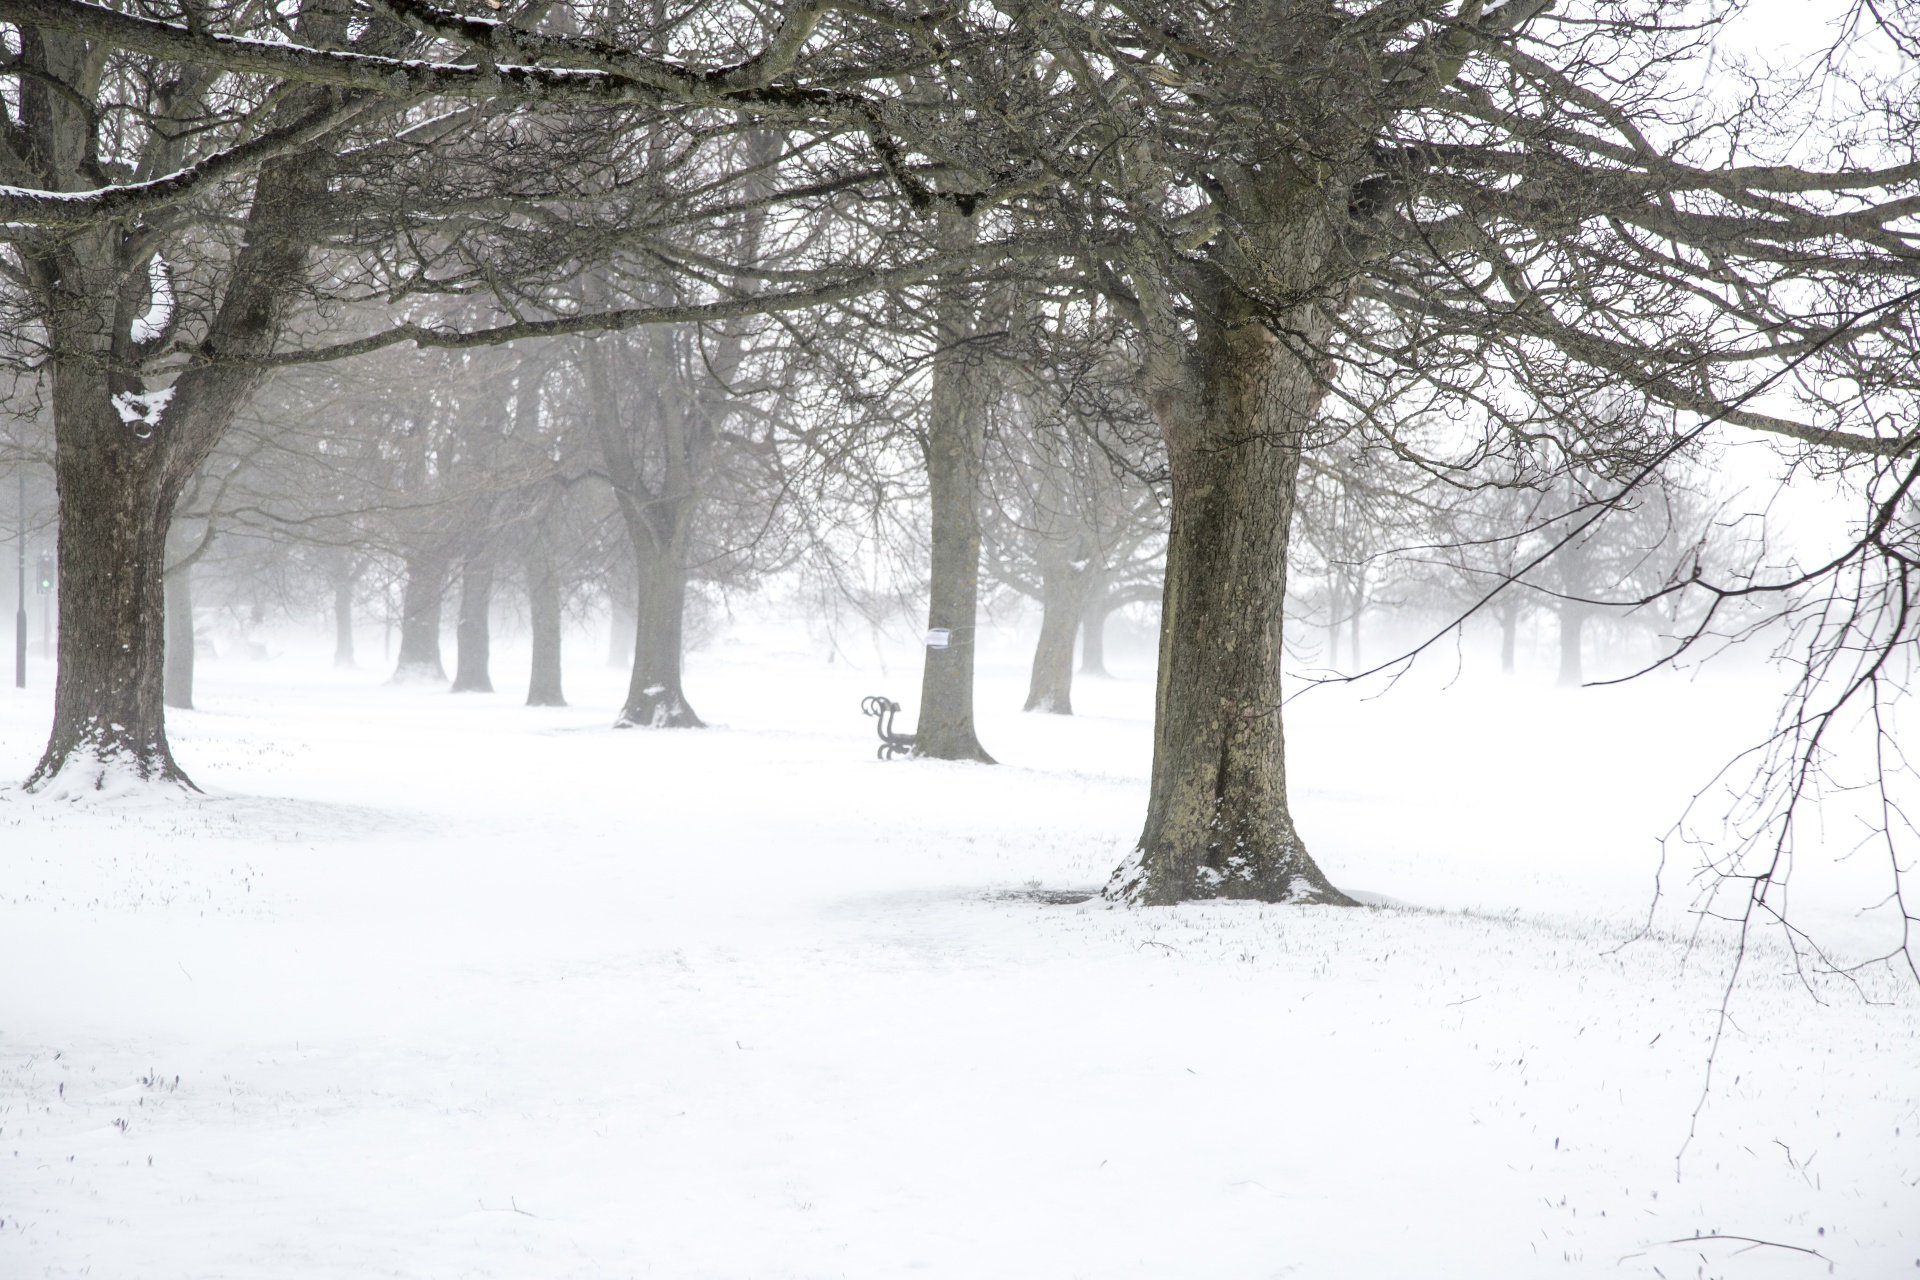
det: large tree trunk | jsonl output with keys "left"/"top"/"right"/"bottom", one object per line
{"left": 333, "top": 575, "right": 356, "bottom": 668}
{"left": 1556, "top": 603, "right": 1585, "bottom": 687}
{"left": 18, "top": 28, "right": 342, "bottom": 790}
{"left": 29, "top": 375, "right": 192, "bottom": 789}
{"left": 583, "top": 331, "right": 706, "bottom": 730}
{"left": 1106, "top": 265, "right": 1350, "bottom": 906}
{"left": 606, "top": 140, "right": 772, "bottom": 726}
{"left": 618, "top": 502, "right": 701, "bottom": 726}
{"left": 524, "top": 516, "right": 566, "bottom": 708}
{"left": 1024, "top": 564, "right": 1088, "bottom": 714}
{"left": 913, "top": 227, "right": 993, "bottom": 761}
{"left": 29, "top": 321, "right": 278, "bottom": 789}
{"left": 42, "top": 473, "right": 175, "bottom": 785}
{"left": 392, "top": 546, "right": 450, "bottom": 683}
{"left": 450, "top": 544, "right": 495, "bottom": 693}
{"left": 164, "top": 558, "right": 193, "bottom": 712}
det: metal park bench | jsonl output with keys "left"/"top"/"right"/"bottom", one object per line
{"left": 861, "top": 695, "right": 915, "bottom": 760}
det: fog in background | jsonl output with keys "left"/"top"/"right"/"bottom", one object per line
{"left": 3, "top": 0, "right": 1917, "bottom": 1272}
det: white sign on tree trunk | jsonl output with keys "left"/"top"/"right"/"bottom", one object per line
{"left": 924, "top": 628, "right": 951, "bottom": 649}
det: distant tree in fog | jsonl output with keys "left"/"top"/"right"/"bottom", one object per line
{"left": 982, "top": 390, "right": 1165, "bottom": 716}
{"left": 1290, "top": 433, "right": 1448, "bottom": 676}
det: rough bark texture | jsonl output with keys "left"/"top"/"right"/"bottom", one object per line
{"left": 1106, "top": 202, "right": 1351, "bottom": 906}
{"left": 163, "top": 560, "right": 193, "bottom": 711}
{"left": 26, "top": 184, "right": 321, "bottom": 785}
{"left": 523, "top": 520, "right": 566, "bottom": 707}
{"left": 31, "top": 381, "right": 188, "bottom": 787}
{"left": 913, "top": 219, "right": 993, "bottom": 761}
{"left": 17, "top": 16, "right": 347, "bottom": 790}
{"left": 450, "top": 546, "right": 495, "bottom": 693}
{"left": 392, "top": 545, "right": 450, "bottom": 683}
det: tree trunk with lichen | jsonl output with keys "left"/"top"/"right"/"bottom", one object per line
{"left": 1107, "top": 219, "right": 1351, "bottom": 906}
{"left": 913, "top": 216, "right": 993, "bottom": 761}
{"left": 19, "top": 81, "right": 332, "bottom": 789}
{"left": 31, "top": 370, "right": 190, "bottom": 788}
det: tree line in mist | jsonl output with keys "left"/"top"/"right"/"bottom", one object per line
{"left": 1, "top": 0, "right": 1915, "bottom": 971}
{"left": 14, "top": 314, "right": 1724, "bottom": 718}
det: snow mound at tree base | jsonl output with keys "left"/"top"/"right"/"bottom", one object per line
{"left": 18, "top": 750, "right": 197, "bottom": 806}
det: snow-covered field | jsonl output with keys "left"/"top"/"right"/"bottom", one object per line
{"left": 2, "top": 616, "right": 1916, "bottom": 1278}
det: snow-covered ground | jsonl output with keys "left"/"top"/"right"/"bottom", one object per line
{"left": 2, "top": 615, "right": 1916, "bottom": 1278}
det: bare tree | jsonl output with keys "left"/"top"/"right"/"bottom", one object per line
{"left": 9, "top": 0, "right": 1915, "bottom": 948}
{"left": 983, "top": 389, "right": 1165, "bottom": 716}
